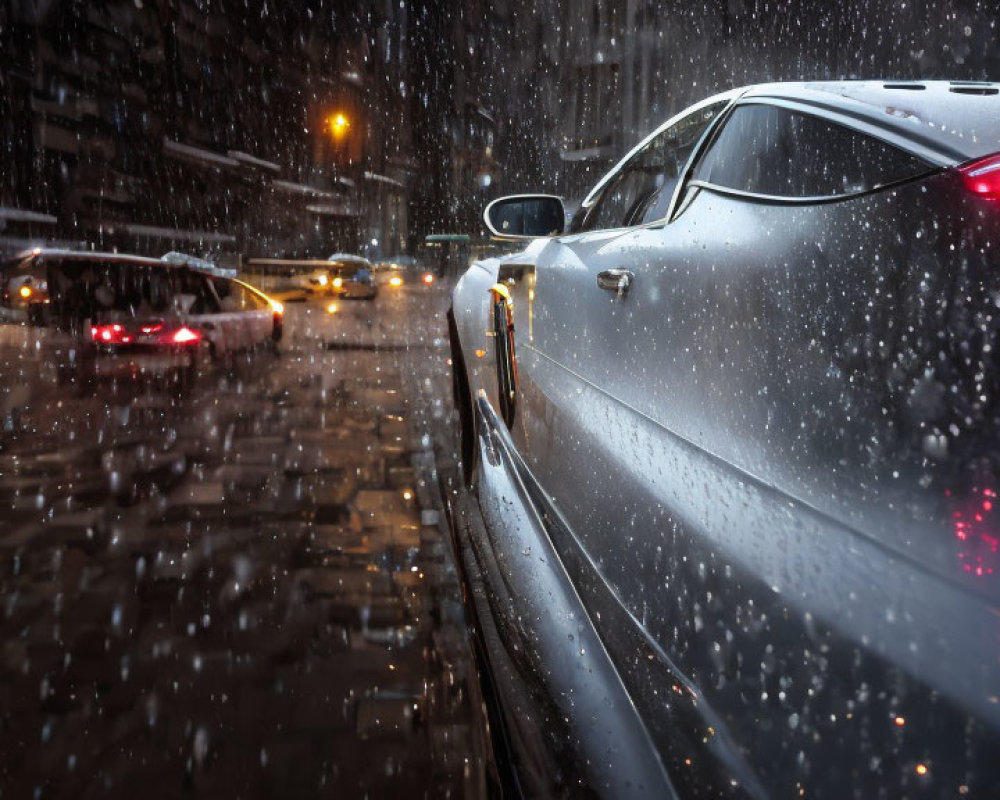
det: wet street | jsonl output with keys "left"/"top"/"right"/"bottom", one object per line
{"left": 0, "top": 283, "right": 493, "bottom": 798}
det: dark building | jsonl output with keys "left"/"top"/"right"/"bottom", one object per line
{"left": 0, "top": 1, "right": 419, "bottom": 260}
{"left": 484, "top": 0, "right": 1000, "bottom": 201}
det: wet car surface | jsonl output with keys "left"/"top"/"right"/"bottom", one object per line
{"left": 0, "top": 288, "right": 493, "bottom": 798}
{"left": 450, "top": 81, "right": 1000, "bottom": 798}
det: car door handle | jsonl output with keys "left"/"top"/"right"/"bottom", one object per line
{"left": 597, "top": 268, "right": 634, "bottom": 297}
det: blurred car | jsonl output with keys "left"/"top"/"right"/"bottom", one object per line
{"left": 326, "top": 253, "right": 377, "bottom": 299}
{"left": 0, "top": 249, "right": 283, "bottom": 390}
{"left": 287, "top": 268, "right": 334, "bottom": 296}
{"left": 450, "top": 81, "right": 1000, "bottom": 798}
{"left": 373, "top": 255, "right": 436, "bottom": 288}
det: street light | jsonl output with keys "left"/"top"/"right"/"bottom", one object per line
{"left": 326, "top": 112, "right": 350, "bottom": 141}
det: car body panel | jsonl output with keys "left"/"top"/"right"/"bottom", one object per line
{"left": 451, "top": 82, "right": 1000, "bottom": 797}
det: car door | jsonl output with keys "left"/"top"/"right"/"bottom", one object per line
{"left": 505, "top": 99, "right": 1000, "bottom": 796}
{"left": 207, "top": 277, "right": 263, "bottom": 352}
{"left": 234, "top": 280, "right": 276, "bottom": 344}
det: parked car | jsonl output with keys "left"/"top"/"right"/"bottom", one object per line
{"left": 0, "top": 249, "right": 283, "bottom": 394}
{"left": 326, "top": 253, "right": 377, "bottom": 299}
{"left": 449, "top": 81, "right": 1000, "bottom": 799}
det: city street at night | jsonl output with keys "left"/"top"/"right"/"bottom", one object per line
{"left": 0, "top": 283, "right": 493, "bottom": 798}
{"left": 4, "top": 1, "right": 1000, "bottom": 798}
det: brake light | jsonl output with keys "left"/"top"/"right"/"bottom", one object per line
{"left": 90, "top": 323, "right": 131, "bottom": 344}
{"left": 422, "top": 273, "right": 435, "bottom": 286}
{"left": 959, "top": 153, "right": 1000, "bottom": 199}
{"left": 90, "top": 323, "right": 201, "bottom": 346}
{"left": 171, "top": 326, "right": 201, "bottom": 344}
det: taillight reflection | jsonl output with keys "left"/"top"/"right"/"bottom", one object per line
{"left": 958, "top": 153, "right": 1000, "bottom": 200}
{"left": 950, "top": 485, "right": 999, "bottom": 577}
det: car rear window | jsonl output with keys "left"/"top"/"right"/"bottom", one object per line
{"left": 690, "top": 103, "right": 932, "bottom": 199}
{"left": 0, "top": 257, "right": 218, "bottom": 328}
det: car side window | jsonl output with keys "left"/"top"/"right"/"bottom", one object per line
{"left": 689, "top": 103, "right": 931, "bottom": 199}
{"left": 232, "top": 282, "right": 267, "bottom": 311}
{"left": 573, "top": 100, "right": 727, "bottom": 233}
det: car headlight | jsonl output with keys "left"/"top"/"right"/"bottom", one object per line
{"left": 389, "top": 275, "right": 403, "bottom": 287}
{"left": 332, "top": 277, "right": 343, "bottom": 289}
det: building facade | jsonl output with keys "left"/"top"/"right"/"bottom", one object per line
{"left": 0, "top": 0, "right": 419, "bottom": 260}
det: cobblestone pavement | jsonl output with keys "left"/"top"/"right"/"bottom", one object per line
{"left": 0, "top": 286, "right": 493, "bottom": 798}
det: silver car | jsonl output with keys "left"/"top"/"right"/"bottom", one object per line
{"left": 449, "top": 81, "right": 1000, "bottom": 798}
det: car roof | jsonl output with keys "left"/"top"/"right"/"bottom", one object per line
{"left": 13, "top": 248, "right": 234, "bottom": 277}
{"left": 326, "top": 252, "right": 371, "bottom": 266}
{"left": 739, "top": 80, "right": 1000, "bottom": 163}
{"left": 15, "top": 248, "right": 164, "bottom": 267}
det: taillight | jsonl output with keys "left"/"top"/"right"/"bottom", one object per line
{"left": 422, "top": 273, "right": 435, "bottom": 286}
{"left": 90, "top": 324, "right": 132, "bottom": 344}
{"left": 958, "top": 153, "right": 1000, "bottom": 200}
{"left": 171, "top": 326, "right": 201, "bottom": 344}
{"left": 90, "top": 323, "right": 202, "bottom": 346}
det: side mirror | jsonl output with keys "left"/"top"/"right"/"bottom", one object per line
{"left": 483, "top": 194, "right": 565, "bottom": 240}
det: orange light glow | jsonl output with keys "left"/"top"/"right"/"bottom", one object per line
{"left": 894, "top": 716, "right": 905, "bottom": 727}
{"left": 332, "top": 277, "right": 343, "bottom": 289}
{"left": 326, "top": 112, "right": 350, "bottom": 139}
{"left": 389, "top": 275, "right": 403, "bottom": 287}
{"left": 915, "top": 764, "right": 928, "bottom": 776}
{"left": 402, "top": 490, "right": 413, "bottom": 501}
{"left": 18, "top": 285, "right": 32, "bottom": 299}
{"left": 422, "top": 273, "right": 435, "bottom": 286}
{"left": 474, "top": 349, "right": 486, "bottom": 358}
{"left": 327, "top": 302, "right": 338, "bottom": 314}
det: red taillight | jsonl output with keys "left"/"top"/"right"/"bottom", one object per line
{"left": 422, "top": 273, "right": 435, "bottom": 285}
{"left": 958, "top": 153, "right": 1000, "bottom": 200}
{"left": 90, "top": 323, "right": 201, "bottom": 346}
{"left": 90, "top": 324, "right": 129, "bottom": 344}
{"left": 171, "top": 326, "right": 201, "bottom": 344}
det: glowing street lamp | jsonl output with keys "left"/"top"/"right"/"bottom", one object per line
{"left": 326, "top": 112, "right": 350, "bottom": 141}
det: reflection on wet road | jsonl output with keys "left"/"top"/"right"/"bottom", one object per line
{"left": 0, "top": 285, "right": 491, "bottom": 797}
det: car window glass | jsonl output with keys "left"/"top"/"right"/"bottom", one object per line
{"left": 690, "top": 103, "right": 931, "bottom": 198}
{"left": 1, "top": 258, "right": 192, "bottom": 328}
{"left": 173, "top": 270, "right": 219, "bottom": 315}
{"left": 575, "top": 100, "right": 727, "bottom": 232}
{"left": 1, "top": 258, "right": 52, "bottom": 325}
{"left": 229, "top": 282, "right": 267, "bottom": 311}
